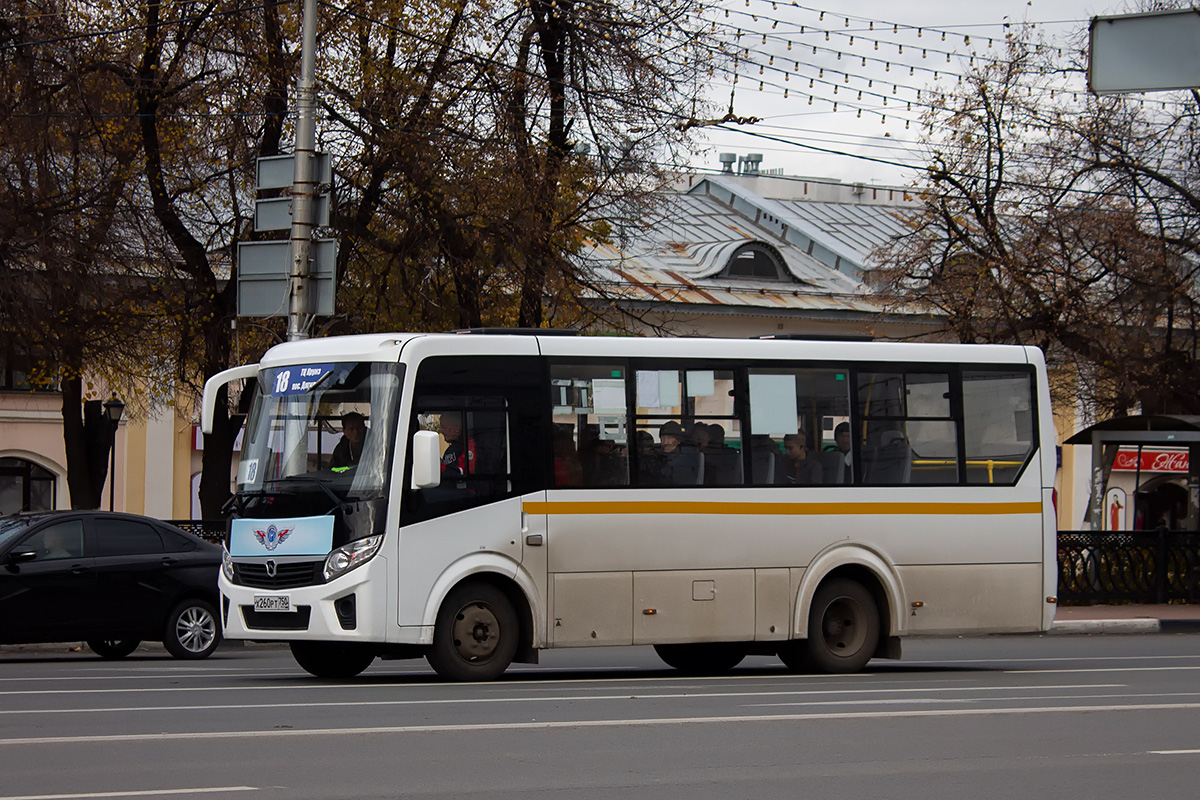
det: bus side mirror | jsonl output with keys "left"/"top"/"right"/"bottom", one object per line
{"left": 201, "top": 364, "right": 260, "bottom": 434}
{"left": 411, "top": 430, "right": 442, "bottom": 489}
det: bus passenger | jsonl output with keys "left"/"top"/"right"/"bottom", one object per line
{"left": 783, "top": 432, "right": 823, "bottom": 485}
{"left": 439, "top": 412, "right": 476, "bottom": 477}
{"left": 553, "top": 427, "right": 583, "bottom": 486}
{"left": 818, "top": 422, "right": 853, "bottom": 483}
{"left": 654, "top": 421, "right": 702, "bottom": 485}
{"left": 659, "top": 420, "right": 685, "bottom": 454}
{"left": 331, "top": 412, "right": 368, "bottom": 469}
{"left": 834, "top": 422, "right": 851, "bottom": 455}
{"left": 704, "top": 423, "right": 728, "bottom": 452}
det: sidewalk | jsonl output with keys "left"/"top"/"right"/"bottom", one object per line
{"left": 1052, "top": 604, "right": 1200, "bottom": 635}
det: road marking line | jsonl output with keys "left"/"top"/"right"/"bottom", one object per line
{"left": 0, "top": 672, "right": 304, "bottom": 684}
{"left": 909, "top": 655, "right": 1200, "bottom": 664}
{"left": 0, "top": 788, "right": 257, "bottom": 800}
{"left": 0, "top": 683, "right": 1123, "bottom": 715}
{"left": 0, "top": 671, "right": 870, "bottom": 696}
{"left": 1149, "top": 749, "right": 1200, "bottom": 755}
{"left": 1006, "top": 666, "right": 1200, "bottom": 674}
{"left": 750, "top": 690, "right": 1200, "bottom": 707}
{"left": 3, "top": 702, "right": 1199, "bottom": 745}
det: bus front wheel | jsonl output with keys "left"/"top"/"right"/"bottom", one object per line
{"left": 290, "top": 641, "right": 376, "bottom": 679}
{"left": 783, "top": 578, "right": 880, "bottom": 674}
{"left": 654, "top": 643, "right": 746, "bottom": 674}
{"left": 427, "top": 582, "right": 518, "bottom": 681}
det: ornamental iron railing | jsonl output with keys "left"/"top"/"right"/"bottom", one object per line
{"left": 1057, "top": 529, "right": 1200, "bottom": 604}
{"left": 167, "top": 519, "right": 226, "bottom": 545}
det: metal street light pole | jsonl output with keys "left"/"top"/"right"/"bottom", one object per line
{"left": 286, "top": 0, "right": 319, "bottom": 342}
{"left": 103, "top": 396, "right": 125, "bottom": 511}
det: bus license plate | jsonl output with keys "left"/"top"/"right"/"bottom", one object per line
{"left": 254, "top": 595, "right": 291, "bottom": 612}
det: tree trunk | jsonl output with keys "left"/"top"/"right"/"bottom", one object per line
{"left": 197, "top": 377, "right": 247, "bottom": 520}
{"left": 60, "top": 375, "right": 108, "bottom": 509}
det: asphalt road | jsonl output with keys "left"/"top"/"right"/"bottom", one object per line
{"left": 2, "top": 634, "right": 1199, "bottom": 799}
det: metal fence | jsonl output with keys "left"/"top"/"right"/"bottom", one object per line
{"left": 1057, "top": 529, "right": 1200, "bottom": 605}
{"left": 167, "top": 520, "right": 226, "bottom": 545}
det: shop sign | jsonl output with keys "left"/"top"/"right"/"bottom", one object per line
{"left": 1112, "top": 448, "right": 1189, "bottom": 473}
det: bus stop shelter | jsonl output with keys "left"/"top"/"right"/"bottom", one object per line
{"left": 1061, "top": 415, "right": 1200, "bottom": 604}
{"left": 1065, "top": 414, "right": 1200, "bottom": 532}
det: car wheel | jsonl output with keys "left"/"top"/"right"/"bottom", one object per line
{"left": 788, "top": 578, "right": 880, "bottom": 674}
{"left": 290, "top": 642, "right": 376, "bottom": 679}
{"left": 654, "top": 643, "right": 746, "bottom": 674}
{"left": 163, "top": 599, "right": 221, "bottom": 659}
{"left": 87, "top": 639, "right": 140, "bottom": 659}
{"left": 426, "top": 582, "right": 518, "bottom": 682}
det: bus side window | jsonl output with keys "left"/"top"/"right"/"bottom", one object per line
{"left": 550, "top": 364, "right": 630, "bottom": 488}
{"left": 857, "top": 371, "right": 955, "bottom": 485}
{"left": 747, "top": 368, "right": 851, "bottom": 486}
{"left": 402, "top": 354, "right": 547, "bottom": 526}
{"left": 962, "top": 370, "right": 1035, "bottom": 485}
{"left": 631, "top": 366, "right": 742, "bottom": 488}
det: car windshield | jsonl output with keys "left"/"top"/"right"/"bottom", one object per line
{"left": 238, "top": 361, "right": 404, "bottom": 503}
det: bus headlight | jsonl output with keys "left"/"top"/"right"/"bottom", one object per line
{"left": 222, "top": 546, "right": 234, "bottom": 582}
{"left": 324, "top": 535, "right": 383, "bottom": 582}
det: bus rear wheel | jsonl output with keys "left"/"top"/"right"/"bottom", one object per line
{"left": 290, "top": 642, "right": 376, "bottom": 679}
{"left": 654, "top": 643, "right": 746, "bottom": 674}
{"left": 426, "top": 582, "right": 518, "bottom": 682}
{"left": 783, "top": 578, "right": 879, "bottom": 674}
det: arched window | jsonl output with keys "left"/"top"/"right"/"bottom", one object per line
{"left": 0, "top": 458, "right": 57, "bottom": 514}
{"left": 722, "top": 242, "right": 788, "bottom": 280}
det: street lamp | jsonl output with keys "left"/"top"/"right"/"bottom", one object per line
{"left": 103, "top": 395, "right": 125, "bottom": 511}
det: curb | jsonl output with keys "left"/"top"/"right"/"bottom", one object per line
{"left": 1051, "top": 619, "right": 1200, "bottom": 635}
{"left": 0, "top": 640, "right": 287, "bottom": 656}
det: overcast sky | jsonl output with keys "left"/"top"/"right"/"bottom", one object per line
{"left": 688, "top": 0, "right": 1142, "bottom": 186}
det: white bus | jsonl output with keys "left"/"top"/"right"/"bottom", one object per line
{"left": 202, "top": 331, "right": 1057, "bottom": 681}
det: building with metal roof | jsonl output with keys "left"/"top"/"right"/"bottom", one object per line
{"left": 580, "top": 169, "right": 941, "bottom": 339}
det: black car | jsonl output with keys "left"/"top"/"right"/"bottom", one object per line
{"left": 0, "top": 511, "right": 223, "bottom": 659}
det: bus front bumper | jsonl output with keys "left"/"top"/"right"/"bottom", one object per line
{"left": 218, "top": 557, "right": 390, "bottom": 643}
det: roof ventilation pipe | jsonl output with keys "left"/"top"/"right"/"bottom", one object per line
{"left": 718, "top": 152, "right": 737, "bottom": 173}
{"left": 739, "top": 153, "right": 763, "bottom": 175}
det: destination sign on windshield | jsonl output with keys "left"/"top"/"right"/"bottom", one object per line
{"left": 270, "top": 363, "right": 335, "bottom": 396}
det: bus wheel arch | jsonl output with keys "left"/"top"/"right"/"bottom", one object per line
{"left": 421, "top": 555, "right": 541, "bottom": 656}
{"left": 426, "top": 573, "right": 536, "bottom": 681}
{"left": 795, "top": 547, "right": 903, "bottom": 638}
{"left": 792, "top": 548, "right": 905, "bottom": 669}
{"left": 783, "top": 575, "right": 883, "bottom": 673}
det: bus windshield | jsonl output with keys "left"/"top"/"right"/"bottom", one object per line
{"left": 238, "top": 361, "right": 404, "bottom": 504}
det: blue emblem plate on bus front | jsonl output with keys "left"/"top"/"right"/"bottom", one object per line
{"left": 230, "top": 516, "right": 335, "bottom": 557}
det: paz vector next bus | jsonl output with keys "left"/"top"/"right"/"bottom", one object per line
{"left": 202, "top": 331, "right": 1057, "bottom": 681}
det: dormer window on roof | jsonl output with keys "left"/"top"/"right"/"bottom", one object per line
{"left": 723, "top": 242, "right": 789, "bottom": 280}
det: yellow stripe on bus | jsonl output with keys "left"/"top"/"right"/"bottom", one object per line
{"left": 521, "top": 501, "right": 1042, "bottom": 516}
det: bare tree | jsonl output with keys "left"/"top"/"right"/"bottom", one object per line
{"left": 320, "top": 0, "right": 718, "bottom": 332}
{"left": 870, "top": 29, "right": 1200, "bottom": 418}
{"left": 0, "top": 0, "right": 164, "bottom": 507}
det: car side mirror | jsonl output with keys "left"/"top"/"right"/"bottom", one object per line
{"left": 411, "top": 430, "right": 442, "bottom": 489}
{"left": 6, "top": 549, "right": 37, "bottom": 565}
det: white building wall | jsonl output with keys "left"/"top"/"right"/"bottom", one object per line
{"left": 142, "top": 405, "right": 175, "bottom": 518}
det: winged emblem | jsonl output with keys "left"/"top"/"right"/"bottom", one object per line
{"left": 253, "top": 525, "right": 293, "bottom": 551}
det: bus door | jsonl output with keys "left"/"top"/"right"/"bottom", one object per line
{"left": 397, "top": 354, "right": 550, "bottom": 628}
